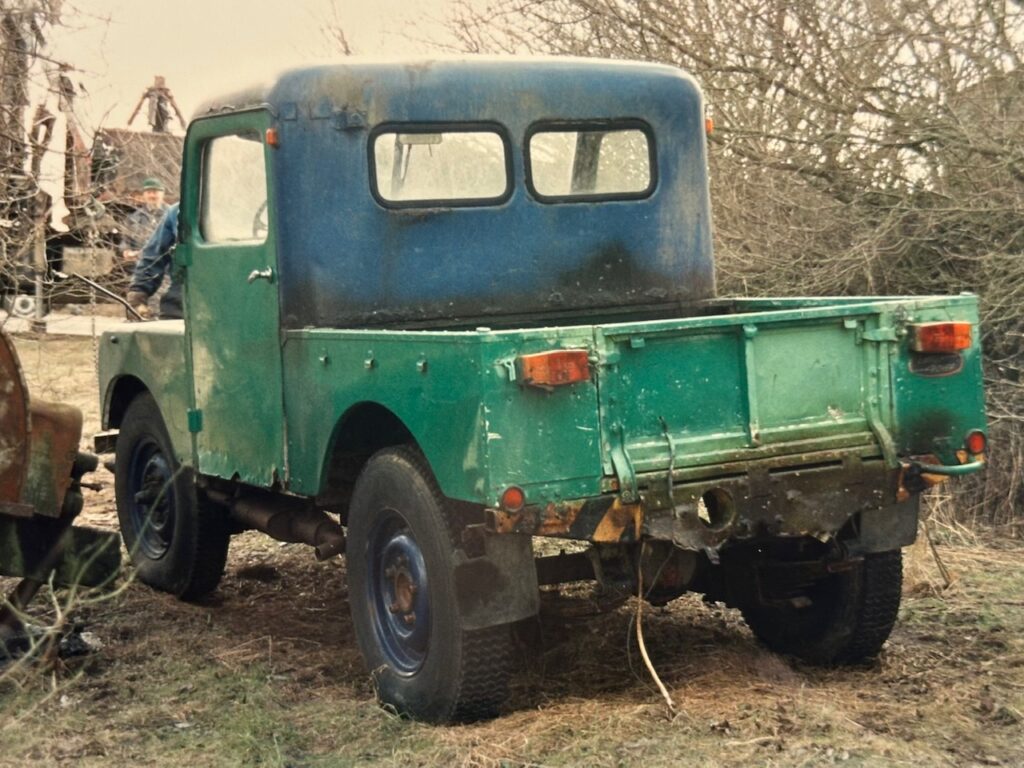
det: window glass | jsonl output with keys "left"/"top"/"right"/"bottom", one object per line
{"left": 528, "top": 127, "right": 653, "bottom": 199}
{"left": 201, "top": 133, "right": 268, "bottom": 243}
{"left": 372, "top": 130, "right": 509, "bottom": 204}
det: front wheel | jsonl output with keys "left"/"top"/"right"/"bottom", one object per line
{"left": 114, "top": 393, "right": 229, "bottom": 600}
{"left": 738, "top": 549, "right": 902, "bottom": 665}
{"left": 347, "top": 447, "right": 514, "bottom": 723}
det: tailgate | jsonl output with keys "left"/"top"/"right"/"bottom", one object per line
{"left": 594, "top": 312, "right": 886, "bottom": 481}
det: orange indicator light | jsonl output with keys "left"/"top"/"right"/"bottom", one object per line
{"left": 910, "top": 322, "right": 972, "bottom": 353}
{"left": 517, "top": 349, "right": 591, "bottom": 388}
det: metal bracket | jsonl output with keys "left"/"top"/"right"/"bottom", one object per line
{"left": 862, "top": 327, "right": 898, "bottom": 342}
{"left": 609, "top": 424, "right": 638, "bottom": 503}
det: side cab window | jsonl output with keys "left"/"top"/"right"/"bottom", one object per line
{"left": 200, "top": 131, "right": 268, "bottom": 244}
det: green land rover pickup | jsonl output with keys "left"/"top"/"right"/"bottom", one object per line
{"left": 96, "top": 59, "right": 987, "bottom": 722}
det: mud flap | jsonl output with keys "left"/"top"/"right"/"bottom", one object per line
{"left": 453, "top": 533, "right": 538, "bottom": 630}
{"left": 849, "top": 497, "right": 920, "bottom": 554}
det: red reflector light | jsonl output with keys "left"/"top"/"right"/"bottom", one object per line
{"left": 517, "top": 349, "right": 590, "bottom": 388}
{"left": 910, "top": 322, "right": 972, "bottom": 353}
{"left": 500, "top": 486, "right": 525, "bottom": 512}
{"left": 965, "top": 430, "right": 986, "bottom": 455}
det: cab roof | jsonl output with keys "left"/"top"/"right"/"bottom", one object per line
{"left": 192, "top": 56, "right": 703, "bottom": 124}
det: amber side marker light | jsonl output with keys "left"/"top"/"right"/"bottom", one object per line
{"left": 910, "top": 322, "right": 972, "bottom": 353}
{"left": 517, "top": 349, "right": 591, "bottom": 388}
{"left": 265, "top": 128, "right": 280, "bottom": 148}
{"left": 965, "top": 430, "right": 986, "bottom": 455}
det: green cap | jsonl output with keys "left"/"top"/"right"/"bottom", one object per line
{"left": 141, "top": 177, "right": 165, "bottom": 191}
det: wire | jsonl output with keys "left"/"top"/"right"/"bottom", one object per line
{"left": 635, "top": 540, "right": 676, "bottom": 713}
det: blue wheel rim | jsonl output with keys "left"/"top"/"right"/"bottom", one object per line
{"left": 127, "top": 436, "right": 175, "bottom": 560}
{"left": 367, "top": 509, "right": 431, "bottom": 674}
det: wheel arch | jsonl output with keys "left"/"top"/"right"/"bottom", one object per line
{"left": 318, "top": 401, "right": 416, "bottom": 513}
{"left": 104, "top": 374, "right": 150, "bottom": 430}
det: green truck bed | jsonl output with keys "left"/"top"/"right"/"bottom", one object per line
{"left": 99, "top": 293, "right": 985, "bottom": 551}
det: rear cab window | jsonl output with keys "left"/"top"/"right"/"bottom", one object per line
{"left": 370, "top": 124, "right": 512, "bottom": 208}
{"left": 526, "top": 121, "right": 656, "bottom": 202}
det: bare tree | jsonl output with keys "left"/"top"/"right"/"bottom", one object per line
{"left": 443, "top": 0, "right": 1024, "bottom": 526}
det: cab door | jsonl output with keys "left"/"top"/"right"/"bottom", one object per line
{"left": 178, "top": 110, "right": 285, "bottom": 486}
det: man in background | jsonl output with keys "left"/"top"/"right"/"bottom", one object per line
{"left": 126, "top": 203, "right": 181, "bottom": 320}
{"left": 122, "top": 177, "right": 168, "bottom": 263}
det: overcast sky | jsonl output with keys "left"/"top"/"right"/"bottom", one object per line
{"left": 48, "top": 0, "right": 461, "bottom": 133}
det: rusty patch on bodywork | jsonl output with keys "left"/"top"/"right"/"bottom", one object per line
{"left": 0, "top": 328, "right": 122, "bottom": 637}
{"left": 591, "top": 498, "right": 643, "bottom": 542}
{"left": 486, "top": 495, "right": 642, "bottom": 542}
{"left": 0, "top": 331, "right": 30, "bottom": 507}
{"left": 896, "top": 453, "right": 954, "bottom": 502}
{"left": 487, "top": 453, "right": 911, "bottom": 553}
{"left": 486, "top": 499, "right": 585, "bottom": 536}
{"left": 22, "top": 402, "right": 83, "bottom": 519}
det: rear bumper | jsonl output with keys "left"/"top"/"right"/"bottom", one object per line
{"left": 486, "top": 454, "right": 919, "bottom": 554}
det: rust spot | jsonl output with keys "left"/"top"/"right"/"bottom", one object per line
{"left": 537, "top": 500, "right": 584, "bottom": 536}
{"left": 897, "top": 454, "right": 949, "bottom": 502}
{"left": 0, "top": 330, "right": 30, "bottom": 505}
{"left": 488, "top": 508, "right": 526, "bottom": 534}
{"left": 592, "top": 498, "right": 643, "bottom": 543}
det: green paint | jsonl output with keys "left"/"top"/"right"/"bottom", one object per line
{"left": 99, "top": 294, "right": 986, "bottom": 513}
{"left": 178, "top": 110, "right": 286, "bottom": 487}
{"left": 97, "top": 324, "right": 193, "bottom": 461}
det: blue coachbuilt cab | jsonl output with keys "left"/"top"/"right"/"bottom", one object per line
{"left": 192, "top": 57, "right": 716, "bottom": 329}
{"left": 98, "top": 57, "right": 986, "bottom": 724}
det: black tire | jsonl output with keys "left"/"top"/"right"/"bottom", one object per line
{"left": 739, "top": 549, "right": 902, "bottom": 665}
{"left": 114, "top": 393, "right": 229, "bottom": 600}
{"left": 347, "top": 446, "right": 514, "bottom": 723}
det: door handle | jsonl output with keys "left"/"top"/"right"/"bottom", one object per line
{"left": 247, "top": 267, "right": 274, "bottom": 284}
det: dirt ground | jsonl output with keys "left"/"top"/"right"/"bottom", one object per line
{"left": 2, "top": 333, "right": 1023, "bottom": 767}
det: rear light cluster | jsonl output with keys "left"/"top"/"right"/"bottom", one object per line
{"left": 909, "top": 322, "right": 972, "bottom": 354}
{"left": 516, "top": 349, "right": 591, "bottom": 388}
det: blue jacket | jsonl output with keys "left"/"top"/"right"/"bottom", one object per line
{"left": 129, "top": 203, "right": 182, "bottom": 318}
{"left": 124, "top": 203, "right": 168, "bottom": 250}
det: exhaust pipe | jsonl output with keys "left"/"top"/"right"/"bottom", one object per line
{"left": 207, "top": 490, "right": 346, "bottom": 561}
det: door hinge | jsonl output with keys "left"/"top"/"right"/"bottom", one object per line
{"left": 187, "top": 408, "right": 203, "bottom": 433}
{"left": 172, "top": 246, "right": 191, "bottom": 268}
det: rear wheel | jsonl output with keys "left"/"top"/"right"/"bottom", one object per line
{"left": 738, "top": 549, "right": 902, "bottom": 665}
{"left": 114, "top": 393, "right": 229, "bottom": 600}
{"left": 347, "top": 447, "right": 514, "bottom": 723}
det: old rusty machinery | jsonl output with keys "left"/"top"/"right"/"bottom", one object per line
{"left": 0, "top": 328, "right": 120, "bottom": 652}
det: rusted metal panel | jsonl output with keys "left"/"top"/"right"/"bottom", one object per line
{"left": 0, "top": 328, "right": 121, "bottom": 611}
{"left": 22, "top": 401, "right": 82, "bottom": 518}
{"left": 0, "top": 330, "right": 30, "bottom": 505}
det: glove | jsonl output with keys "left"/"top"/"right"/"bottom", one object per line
{"left": 126, "top": 290, "right": 151, "bottom": 321}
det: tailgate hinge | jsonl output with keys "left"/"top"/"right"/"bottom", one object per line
{"left": 609, "top": 424, "right": 638, "bottom": 503}
{"left": 860, "top": 327, "right": 898, "bottom": 343}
